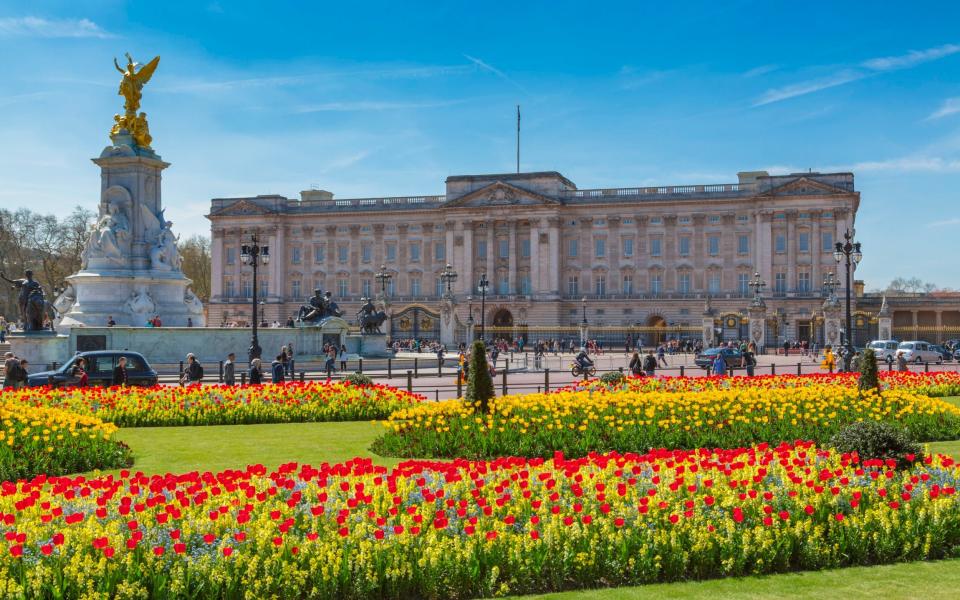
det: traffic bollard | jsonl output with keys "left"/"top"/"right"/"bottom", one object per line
{"left": 406, "top": 370, "right": 413, "bottom": 392}
{"left": 544, "top": 368, "right": 550, "bottom": 393}
{"left": 218, "top": 360, "right": 224, "bottom": 383}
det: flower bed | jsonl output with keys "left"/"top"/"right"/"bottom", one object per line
{"left": 375, "top": 386, "right": 960, "bottom": 459}
{"left": 2, "top": 444, "right": 960, "bottom": 598}
{"left": 572, "top": 371, "right": 960, "bottom": 397}
{"left": 0, "top": 402, "right": 131, "bottom": 481}
{"left": 8, "top": 381, "right": 423, "bottom": 427}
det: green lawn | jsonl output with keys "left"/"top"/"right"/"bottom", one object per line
{"left": 113, "top": 421, "right": 395, "bottom": 475}
{"left": 102, "top": 397, "right": 960, "bottom": 598}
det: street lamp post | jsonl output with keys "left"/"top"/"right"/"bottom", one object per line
{"left": 440, "top": 263, "right": 458, "bottom": 298}
{"left": 375, "top": 264, "right": 393, "bottom": 301}
{"left": 580, "top": 296, "right": 588, "bottom": 350}
{"left": 240, "top": 234, "right": 270, "bottom": 361}
{"left": 834, "top": 230, "right": 862, "bottom": 372}
{"left": 466, "top": 295, "right": 474, "bottom": 342}
{"left": 477, "top": 273, "right": 490, "bottom": 343}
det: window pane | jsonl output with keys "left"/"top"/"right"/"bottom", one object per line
{"left": 478, "top": 240, "right": 487, "bottom": 258}
{"left": 738, "top": 235, "right": 749, "bottom": 254}
{"left": 315, "top": 245, "right": 325, "bottom": 263}
{"left": 521, "top": 239, "right": 530, "bottom": 258}
{"left": 822, "top": 231, "right": 834, "bottom": 252}
{"left": 498, "top": 239, "right": 509, "bottom": 258}
{"left": 679, "top": 237, "right": 690, "bottom": 256}
{"left": 799, "top": 232, "right": 810, "bottom": 253}
{"left": 595, "top": 238, "right": 606, "bottom": 258}
{"left": 623, "top": 238, "right": 633, "bottom": 257}
{"left": 708, "top": 236, "right": 720, "bottom": 256}
{"left": 435, "top": 242, "right": 445, "bottom": 261}
{"left": 651, "top": 238, "right": 662, "bottom": 257}
{"left": 569, "top": 239, "right": 578, "bottom": 257}
{"left": 410, "top": 243, "right": 420, "bottom": 261}
{"left": 775, "top": 235, "right": 786, "bottom": 253}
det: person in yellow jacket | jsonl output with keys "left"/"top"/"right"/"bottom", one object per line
{"left": 820, "top": 346, "right": 836, "bottom": 373}
{"left": 457, "top": 351, "right": 468, "bottom": 385}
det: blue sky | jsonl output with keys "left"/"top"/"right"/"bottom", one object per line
{"left": 1, "top": 0, "right": 959, "bottom": 289}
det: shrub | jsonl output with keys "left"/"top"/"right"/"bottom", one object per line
{"left": 599, "top": 371, "right": 627, "bottom": 387}
{"left": 345, "top": 372, "right": 374, "bottom": 386}
{"left": 859, "top": 348, "right": 880, "bottom": 392}
{"left": 465, "top": 340, "right": 495, "bottom": 414}
{"left": 829, "top": 420, "right": 922, "bottom": 469}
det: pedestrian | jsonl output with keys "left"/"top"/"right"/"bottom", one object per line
{"left": 712, "top": 352, "right": 727, "bottom": 377}
{"left": 851, "top": 351, "right": 862, "bottom": 373}
{"left": 629, "top": 352, "right": 643, "bottom": 377}
{"left": 182, "top": 353, "right": 204, "bottom": 386}
{"left": 325, "top": 345, "right": 337, "bottom": 376}
{"left": 896, "top": 351, "right": 908, "bottom": 372}
{"left": 112, "top": 356, "right": 129, "bottom": 386}
{"left": 71, "top": 357, "right": 89, "bottom": 387}
{"left": 107, "top": 315, "right": 116, "bottom": 328}
{"left": 742, "top": 345, "right": 756, "bottom": 377}
{"left": 280, "top": 346, "right": 290, "bottom": 376}
{"left": 3, "top": 352, "right": 17, "bottom": 389}
{"left": 821, "top": 346, "right": 836, "bottom": 374}
{"left": 340, "top": 343, "right": 348, "bottom": 371}
{"left": 885, "top": 353, "right": 895, "bottom": 372}
{"left": 657, "top": 345, "right": 668, "bottom": 367}
{"left": 249, "top": 358, "right": 263, "bottom": 385}
{"left": 187, "top": 317, "right": 193, "bottom": 328}
{"left": 271, "top": 355, "right": 285, "bottom": 384}
{"left": 223, "top": 352, "right": 236, "bottom": 386}
{"left": 643, "top": 350, "right": 657, "bottom": 377}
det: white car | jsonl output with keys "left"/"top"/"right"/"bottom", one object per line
{"left": 867, "top": 340, "right": 900, "bottom": 362}
{"left": 897, "top": 341, "right": 943, "bottom": 364}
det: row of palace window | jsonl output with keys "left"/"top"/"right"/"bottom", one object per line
{"left": 223, "top": 275, "right": 532, "bottom": 300}
{"left": 565, "top": 231, "right": 836, "bottom": 259}
{"left": 224, "top": 242, "right": 448, "bottom": 267}
{"left": 564, "top": 271, "right": 821, "bottom": 297}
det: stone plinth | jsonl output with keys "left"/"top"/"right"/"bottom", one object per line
{"left": 8, "top": 332, "right": 69, "bottom": 369}
{"left": 748, "top": 305, "right": 766, "bottom": 351}
{"left": 347, "top": 333, "right": 391, "bottom": 358}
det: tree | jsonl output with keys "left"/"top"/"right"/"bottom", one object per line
{"left": 859, "top": 348, "right": 880, "bottom": 393}
{"left": 464, "top": 340, "right": 495, "bottom": 414}
{"left": 178, "top": 235, "right": 211, "bottom": 301}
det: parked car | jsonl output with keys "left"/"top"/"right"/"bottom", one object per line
{"left": 945, "top": 339, "right": 960, "bottom": 352}
{"left": 954, "top": 347, "right": 960, "bottom": 362}
{"left": 695, "top": 347, "right": 743, "bottom": 371}
{"left": 27, "top": 351, "right": 159, "bottom": 388}
{"left": 866, "top": 340, "right": 900, "bottom": 362}
{"left": 896, "top": 341, "right": 943, "bottom": 365}
{"left": 930, "top": 344, "right": 954, "bottom": 362}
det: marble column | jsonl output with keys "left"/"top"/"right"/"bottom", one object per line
{"left": 486, "top": 221, "right": 495, "bottom": 275}
{"left": 349, "top": 225, "right": 361, "bottom": 295}
{"left": 398, "top": 224, "right": 409, "bottom": 295}
{"left": 211, "top": 228, "right": 224, "bottom": 301}
{"left": 462, "top": 222, "right": 474, "bottom": 294}
{"left": 786, "top": 211, "right": 796, "bottom": 297}
{"left": 547, "top": 217, "right": 560, "bottom": 295}
{"left": 270, "top": 224, "right": 286, "bottom": 302}
{"left": 811, "top": 212, "right": 821, "bottom": 292}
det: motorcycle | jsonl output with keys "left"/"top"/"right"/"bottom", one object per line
{"left": 570, "top": 362, "right": 596, "bottom": 377}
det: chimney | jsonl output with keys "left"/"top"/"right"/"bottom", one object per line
{"left": 300, "top": 189, "right": 334, "bottom": 201}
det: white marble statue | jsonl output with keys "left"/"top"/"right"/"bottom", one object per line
{"left": 184, "top": 286, "right": 204, "bottom": 315}
{"left": 124, "top": 285, "right": 156, "bottom": 318}
{"left": 52, "top": 284, "right": 76, "bottom": 317}
{"left": 82, "top": 201, "right": 130, "bottom": 267}
{"left": 149, "top": 221, "right": 182, "bottom": 271}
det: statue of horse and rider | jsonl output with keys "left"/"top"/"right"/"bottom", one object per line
{"left": 1, "top": 270, "right": 58, "bottom": 332}
{"left": 296, "top": 289, "right": 343, "bottom": 323}
{"left": 356, "top": 297, "right": 388, "bottom": 335}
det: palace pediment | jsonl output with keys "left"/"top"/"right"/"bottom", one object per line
{"left": 761, "top": 176, "right": 850, "bottom": 197}
{"left": 208, "top": 199, "right": 277, "bottom": 217}
{"left": 442, "top": 181, "right": 563, "bottom": 209}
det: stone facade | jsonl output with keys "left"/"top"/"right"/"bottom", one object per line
{"left": 205, "top": 169, "right": 896, "bottom": 347}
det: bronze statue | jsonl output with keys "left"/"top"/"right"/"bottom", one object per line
{"left": 296, "top": 289, "right": 343, "bottom": 323}
{"left": 0, "top": 270, "right": 56, "bottom": 332}
{"left": 356, "top": 297, "right": 387, "bottom": 335}
{"left": 110, "top": 53, "right": 160, "bottom": 148}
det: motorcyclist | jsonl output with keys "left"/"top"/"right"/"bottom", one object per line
{"left": 575, "top": 348, "right": 594, "bottom": 370}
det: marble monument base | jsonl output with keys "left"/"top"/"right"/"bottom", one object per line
{"left": 346, "top": 333, "right": 392, "bottom": 358}
{"left": 58, "top": 269, "right": 204, "bottom": 330}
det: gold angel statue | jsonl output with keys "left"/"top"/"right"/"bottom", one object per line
{"left": 110, "top": 53, "right": 159, "bottom": 148}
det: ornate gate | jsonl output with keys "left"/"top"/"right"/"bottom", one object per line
{"left": 390, "top": 306, "right": 441, "bottom": 342}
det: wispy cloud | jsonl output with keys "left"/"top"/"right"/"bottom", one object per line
{"left": 160, "top": 75, "right": 308, "bottom": 93}
{"left": 742, "top": 64, "right": 779, "bottom": 78}
{"left": 0, "top": 16, "right": 113, "bottom": 39}
{"left": 753, "top": 43, "right": 960, "bottom": 106}
{"left": 294, "top": 99, "right": 462, "bottom": 113}
{"left": 0, "top": 91, "right": 51, "bottom": 108}
{"left": 464, "top": 54, "right": 529, "bottom": 94}
{"left": 847, "top": 155, "right": 960, "bottom": 173}
{"left": 618, "top": 66, "right": 672, "bottom": 90}
{"left": 927, "top": 217, "right": 960, "bottom": 228}
{"left": 928, "top": 97, "right": 960, "bottom": 120}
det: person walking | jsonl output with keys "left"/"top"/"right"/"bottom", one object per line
{"left": 821, "top": 346, "right": 836, "bottom": 374}
{"left": 223, "top": 353, "right": 236, "bottom": 386}
{"left": 182, "top": 353, "right": 204, "bottom": 386}
{"left": 3, "top": 352, "right": 18, "bottom": 389}
{"left": 643, "top": 350, "right": 657, "bottom": 377}
{"left": 712, "top": 352, "right": 727, "bottom": 377}
{"left": 657, "top": 345, "right": 668, "bottom": 368}
{"left": 743, "top": 345, "right": 756, "bottom": 377}
{"left": 325, "top": 345, "right": 337, "bottom": 377}
{"left": 71, "top": 357, "right": 89, "bottom": 387}
{"left": 112, "top": 356, "right": 129, "bottom": 386}
{"left": 896, "top": 351, "right": 908, "bottom": 372}
{"left": 280, "top": 346, "right": 290, "bottom": 377}
{"left": 629, "top": 352, "right": 643, "bottom": 377}
{"left": 248, "top": 358, "right": 263, "bottom": 385}
{"left": 340, "top": 343, "right": 348, "bottom": 371}
{"left": 271, "top": 355, "right": 285, "bottom": 384}
{"left": 885, "top": 353, "right": 895, "bottom": 372}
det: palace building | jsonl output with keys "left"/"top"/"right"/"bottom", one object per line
{"left": 206, "top": 170, "right": 960, "bottom": 347}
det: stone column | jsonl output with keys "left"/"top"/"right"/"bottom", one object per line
{"left": 580, "top": 217, "right": 593, "bottom": 293}
{"left": 547, "top": 217, "right": 561, "bottom": 295}
{"left": 211, "top": 228, "right": 224, "bottom": 301}
{"left": 702, "top": 298, "right": 716, "bottom": 347}
{"left": 486, "top": 221, "right": 495, "bottom": 275}
{"left": 398, "top": 224, "right": 409, "bottom": 295}
{"left": 508, "top": 220, "right": 517, "bottom": 294}
{"left": 349, "top": 225, "right": 361, "bottom": 296}
{"left": 823, "top": 298, "right": 842, "bottom": 350}
{"left": 786, "top": 211, "right": 796, "bottom": 297}
{"left": 811, "top": 212, "right": 821, "bottom": 291}
{"left": 607, "top": 216, "right": 620, "bottom": 285}
{"left": 529, "top": 219, "right": 541, "bottom": 296}
{"left": 373, "top": 224, "right": 385, "bottom": 267}
{"left": 748, "top": 302, "right": 767, "bottom": 352}
{"left": 270, "top": 224, "right": 286, "bottom": 302}
{"left": 439, "top": 297, "right": 456, "bottom": 346}
{"left": 462, "top": 222, "right": 474, "bottom": 294}
{"left": 422, "top": 223, "right": 434, "bottom": 295}
{"left": 877, "top": 296, "right": 892, "bottom": 341}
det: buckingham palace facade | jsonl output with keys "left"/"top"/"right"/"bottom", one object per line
{"left": 200, "top": 169, "right": 925, "bottom": 347}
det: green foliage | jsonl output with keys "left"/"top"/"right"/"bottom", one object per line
{"left": 465, "top": 340, "right": 495, "bottom": 414}
{"left": 859, "top": 348, "right": 880, "bottom": 392}
{"left": 829, "top": 421, "right": 922, "bottom": 469}
{"left": 345, "top": 372, "right": 374, "bottom": 386}
{"left": 600, "top": 371, "right": 627, "bottom": 387}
